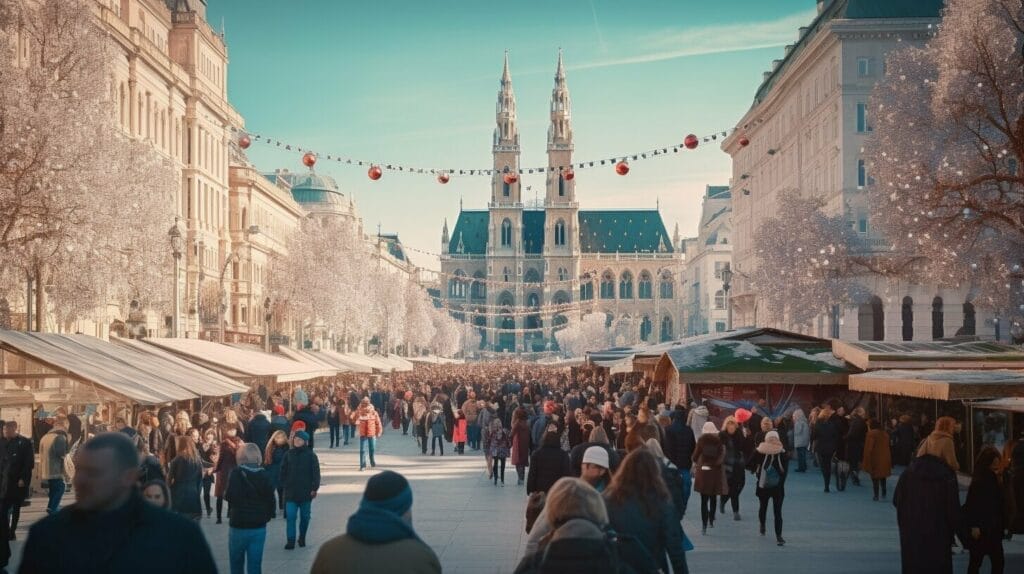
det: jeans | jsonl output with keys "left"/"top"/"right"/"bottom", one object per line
{"left": 678, "top": 468, "right": 692, "bottom": 517}
{"left": 431, "top": 435, "right": 444, "bottom": 455}
{"left": 359, "top": 436, "right": 377, "bottom": 469}
{"left": 329, "top": 424, "right": 341, "bottom": 447}
{"left": 45, "top": 479, "right": 65, "bottom": 514}
{"left": 492, "top": 457, "right": 506, "bottom": 484}
{"left": 342, "top": 425, "right": 352, "bottom": 445}
{"left": 757, "top": 490, "right": 784, "bottom": 538}
{"left": 285, "top": 500, "right": 312, "bottom": 542}
{"left": 229, "top": 526, "right": 267, "bottom": 574}
{"left": 796, "top": 447, "right": 808, "bottom": 472}
{"left": 202, "top": 475, "right": 214, "bottom": 513}
{"left": 468, "top": 424, "right": 480, "bottom": 449}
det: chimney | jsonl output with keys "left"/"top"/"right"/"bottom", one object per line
{"left": 763, "top": 71, "right": 772, "bottom": 82}
{"left": 817, "top": 0, "right": 826, "bottom": 14}
{"left": 799, "top": 26, "right": 810, "bottom": 39}
{"left": 772, "top": 59, "right": 782, "bottom": 71}
{"left": 785, "top": 44, "right": 794, "bottom": 56}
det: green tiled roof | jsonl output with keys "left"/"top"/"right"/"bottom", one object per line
{"left": 754, "top": 0, "right": 943, "bottom": 105}
{"left": 379, "top": 234, "right": 408, "bottom": 262}
{"left": 449, "top": 210, "right": 489, "bottom": 255}
{"left": 578, "top": 210, "right": 673, "bottom": 254}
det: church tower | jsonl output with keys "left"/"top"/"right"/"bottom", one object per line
{"left": 543, "top": 50, "right": 579, "bottom": 339}
{"left": 488, "top": 52, "right": 524, "bottom": 352}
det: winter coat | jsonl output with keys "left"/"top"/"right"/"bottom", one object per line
{"left": 692, "top": 434, "right": 727, "bottom": 496}
{"left": 38, "top": 429, "right": 69, "bottom": 481}
{"left": 264, "top": 443, "right": 288, "bottom": 489}
{"left": 269, "top": 415, "right": 290, "bottom": 437}
{"left": 461, "top": 400, "right": 479, "bottom": 425}
{"left": 664, "top": 412, "right": 696, "bottom": 471}
{"left": 964, "top": 469, "right": 1005, "bottom": 541}
{"left": 17, "top": 492, "right": 216, "bottom": 574}
{"left": 167, "top": 456, "right": 203, "bottom": 518}
{"left": 893, "top": 454, "right": 962, "bottom": 574}
{"left": 750, "top": 449, "right": 787, "bottom": 495}
{"left": 720, "top": 429, "right": 750, "bottom": 490}
{"left": 486, "top": 428, "right": 511, "bottom": 459}
{"left": 357, "top": 407, "right": 383, "bottom": 438}
{"left": 245, "top": 414, "right": 271, "bottom": 455}
{"left": 916, "top": 430, "right": 959, "bottom": 472}
{"left": 224, "top": 466, "right": 275, "bottom": 529}
{"left": 603, "top": 493, "right": 687, "bottom": 574}
{"left": 510, "top": 420, "right": 531, "bottom": 467}
{"left": 1, "top": 435, "right": 34, "bottom": 501}
{"left": 280, "top": 445, "right": 321, "bottom": 503}
{"left": 526, "top": 446, "right": 571, "bottom": 494}
{"left": 893, "top": 421, "right": 917, "bottom": 466}
{"left": 311, "top": 510, "right": 441, "bottom": 574}
{"left": 792, "top": 412, "right": 810, "bottom": 449}
{"left": 293, "top": 408, "right": 320, "bottom": 445}
{"left": 813, "top": 418, "right": 839, "bottom": 456}
{"left": 688, "top": 406, "right": 709, "bottom": 439}
{"left": 213, "top": 436, "right": 243, "bottom": 497}
{"left": 861, "top": 429, "right": 893, "bottom": 480}
{"left": 452, "top": 418, "right": 468, "bottom": 443}
{"left": 428, "top": 409, "right": 446, "bottom": 438}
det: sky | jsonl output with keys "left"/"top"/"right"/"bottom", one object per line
{"left": 207, "top": 0, "right": 818, "bottom": 272}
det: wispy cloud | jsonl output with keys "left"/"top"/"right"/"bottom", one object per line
{"left": 573, "top": 9, "right": 816, "bottom": 71}
{"left": 589, "top": 0, "right": 607, "bottom": 53}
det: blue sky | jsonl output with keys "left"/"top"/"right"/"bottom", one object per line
{"left": 207, "top": 0, "right": 817, "bottom": 271}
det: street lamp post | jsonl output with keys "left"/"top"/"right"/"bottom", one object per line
{"left": 721, "top": 263, "right": 733, "bottom": 331}
{"left": 168, "top": 219, "right": 184, "bottom": 338}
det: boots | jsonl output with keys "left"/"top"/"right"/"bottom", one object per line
{"left": 285, "top": 541, "right": 295, "bottom": 550}
{"left": 734, "top": 512, "right": 741, "bottom": 521}
{"left": 776, "top": 536, "right": 786, "bottom": 546}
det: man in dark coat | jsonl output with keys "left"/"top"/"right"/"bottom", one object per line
{"left": 17, "top": 432, "right": 216, "bottom": 574}
{"left": 292, "top": 405, "right": 320, "bottom": 450}
{"left": 526, "top": 433, "right": 570, "bottom": 495}
{"left": 664, "top": 408, "right": 696, "bottom": 516}
{"left": 2, "top": 421, "right": 34, "bottom": 540}
{"left": 246, "top": 410, "right": 272, "bottom": 455}
{"left": 893, "top": 453, "right": 962, "bottom": 574}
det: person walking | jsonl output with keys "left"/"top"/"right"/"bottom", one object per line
{"left": 37, "top": 416, "right": 70, "bottom": 515}
{"left": 692, "top": 421, "right": 726, "bottom": 534}
{"left": 1, "top": 421, "right": 33, "bottom": 540}
{"left": 311, "top": 470, "right": 440, "bottom": 574}
{"left": 893, "top": 451, "right": 962, "bottom": 574}
{"left": 17, "top": 432, "right": 217, "bottom": 573}
{"left": 792, "top": 409, "right": 810, "bottom": 473}
{"left": 428, "top": 402, "right": 447, "bottom": 456}
{"left": 167, "top": 435, "right": 204, "bottom": 521}
{"left": 964, "top": 447, "right": 1006, "bottom": 574}
{"left": 812, "top": 408, "right": 839, "bottom": 492}
{"left": 214, "top": 424, "right": 244, "bottom": 524}
{"left": 263, "top": 430, "right": 289, "bottom": 517}
{"left": 453, "top": 410, "right": 468, "bottom": 455}
{"left": 225, "top": 443, "right": 276, "bottom": 574}
{"left": 750, "top": 430, "right": 788, "bottom": 546}
{"left": 510, "top": 407, "right": 531, "bottom": 486}
{"left": 527, "top": 431, "right": 571, "bottom": 495}
{"left": 356, "top": 398, "right": 383, "bottom": 471}
{"left": 718, "top": 415, "right": 750, "bottom": 521}
{"left": 198, "top": 429, "right": 219, "bottom": 518}
{"left": 845, "top": 407, "right": 867, "bottom": 487}
{"left": 280, "top": 430, "right": 320, "bottom": 549}
{"left": 664, "top": 407, "right": 696, "bottom": 517}
{"left": 327, "top": 401, "right": 342, "bottom": 449}
{"left": 861, "top": 418, "right": 892, "bottom": 501}
{"left": 484, "top": 418, "right": 511, "bottom": 486}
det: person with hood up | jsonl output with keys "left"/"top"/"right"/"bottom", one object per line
{"left": 280, "top": 430, "right": 320, "bottom": 550}
{"left": 692, "top": 421, "right": 726, "bottom": 534}
{"left": 428, "top": 402, "right": 447, "bottom": 456}
{"left": 791, "top": 409, "right": 810, "bottom": 472}
{"left": 245, "top": 410, "right": 271, "bottom": 457}
{"left": 527, "top": 431, "right": 571, "bottom": 495}
{"left": 311, "top": 470, "right": 440, "bottom": 574}
{"left": 688, "top": 403, "right": 709, "bottom": 440}
{"left": 915, "top": 415, "right": 960, "bottom": 472}
{"left": 750, "top": 430, "right": 788, "bottom": 546}
{"left": 224, "top": 443, "right": 275, "bottom": 574}
{"left": 356, "top": 397, "right": 383, "bottom": 471}
{"left": 894, "top": 448, "right": 963, "bottom": 574}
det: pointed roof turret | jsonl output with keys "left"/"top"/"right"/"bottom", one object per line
{"left": 555, "top": 48, "right": 566, "bottom": 83}
{"left": 548, "top": 50, "right": 572, "bottom": 148}
{"left": 442, "top": 218, "right": 450, "bottom": 244}
{"left": 502, "top": 49, "right": 512, "bottom": 86}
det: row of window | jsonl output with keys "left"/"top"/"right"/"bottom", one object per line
{"left": 858, "top": 296, "right": 976, "bottom": 342}
{"left": 499, "top": 219, "right": 568, "bottom": 247}
{"left": 588, "top": 271, "right": 674, "bottom": 301}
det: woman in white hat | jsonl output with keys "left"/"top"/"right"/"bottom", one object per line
{"left": 750, "top": 430, "right": 788, "bottom": 546}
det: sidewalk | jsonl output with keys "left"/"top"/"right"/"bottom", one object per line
{"left": 7, "top": 428, "right": 1023, "bottom": 573}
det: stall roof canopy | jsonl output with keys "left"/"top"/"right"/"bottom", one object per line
{"left": 850, "top": 369, "right": 1024, "bottom": 401}
{"left": 970, "top": 397, "right": 1024, "bottom": 413}
{"left": 371, "top": 354, "right": 414, "bottom": 372}
{"left": 275, "top": 346, "right": 347, "bottom": 375}
{"left": 832, "top": 340, "right": 1024, "bottom": 370}
{"left": 143, "top": 338, "right": 329, "bottom": 383}
{"left": 408, "top": 355, "right": 464, "bottom": 365}
{"left": 317, "top": 350, "right": 375, "bottom": 373}
{"left": 0, "top": 331, "right": 248, "bottom": 404}
{"left": 661, "top": 328, "right": 856, "bottom": 385}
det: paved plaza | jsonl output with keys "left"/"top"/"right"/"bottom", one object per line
{"left": 7, "top": 427, "right": 1024, "bottom": 573}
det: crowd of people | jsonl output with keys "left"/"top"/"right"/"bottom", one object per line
{"left": 0, "top": 360, "right": 1021, "bottom": 573}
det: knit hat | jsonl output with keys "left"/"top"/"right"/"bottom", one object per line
{"left": 702, "top": 421, "right": 718, "bottom": 435}
{"left": 291, "top": 420, "right": 306, "bottom": 432}
{"left": 360, "top": 470, "right": 413, "bottom": 516}
{"left": 294, "top": 430, "right": 310, "bottom": 443}
{"left": 765, "top": 430, "right": 781, "bottom": 445}
{"left": 273, "top": 405, "right": 285, "bottom": 416}
{"left": 581, "top": 446, "right": 610, "bottom": 469}
{"left": 543, "top": 401, "right": 556, "bottom": 415}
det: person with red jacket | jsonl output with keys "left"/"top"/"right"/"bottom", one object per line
{"left": 453, "top": 410, "right": 468, "bottom": 455}
{"left": 356, "top": 398, "right": 383, "bottom": 471}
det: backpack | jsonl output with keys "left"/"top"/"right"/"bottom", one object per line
{"left": 759, "top": 455, "right": 781, "bottom": 489}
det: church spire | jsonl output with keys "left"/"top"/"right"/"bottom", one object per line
{"left": 548, "top": 48, "right": 572, "bottom": 148}
{"left": 441, "top": 218, "right": 450, "bottom": 255}
{"left": 494, "top": 50, "right": 518, "bottom": 148}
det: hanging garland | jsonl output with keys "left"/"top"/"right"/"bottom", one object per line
{"left": 229, "top": 125, "right": 752, "bottom": 182}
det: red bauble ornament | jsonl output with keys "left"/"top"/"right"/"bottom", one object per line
{"left": 563, "top": 169, "right": 575, "bottom": 181}
{"left": 302, "top": 152, "right": 317, "bottom": 167}
{"left": 615, "top": 161, "right": 630, "bottom": 176}
{"left": 683, "top": 134, "right": 699, "bottom": 150}
{"left": 503, "top": 173, "right": 519, "bottom": 185}
{"left": 437, "top": 172, "right": 450, "bottom": 184}
{"left": 368, "top": 165, "right": 383, "bottom": 181}
{"left": 738, "top": 136, "right": 750, "bottom": 147}
{"left": 735, "top": 408, "right": 752, "bottom": 424}
{"left": 238, "top": 134, "right": 251, "bottom": 150}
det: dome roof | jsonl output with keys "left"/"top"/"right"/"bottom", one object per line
{"left": 287, "top": 172, "right": 348, "bottom": 210}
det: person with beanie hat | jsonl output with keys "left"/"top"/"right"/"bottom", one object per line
{"left": 750, "top": 430, "right": 788, "bottom": 546}
{"left": 311, "top": 471, "right": 440, "bottom": 574}
{"left": 280, "top": 430, "right": 320, "bottom": 550}
{"left": 580, "top": 446, "right": 611, "bottom": 492}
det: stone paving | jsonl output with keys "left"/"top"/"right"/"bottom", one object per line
{"left": 7, "top": 427, "right": 1024, "bottom": 573}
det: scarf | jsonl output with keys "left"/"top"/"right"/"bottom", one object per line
{"left": 346, "top": 507, "right": 420, "bottom": 545}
